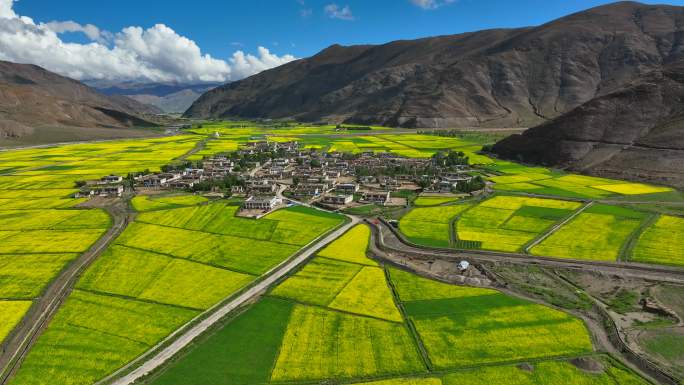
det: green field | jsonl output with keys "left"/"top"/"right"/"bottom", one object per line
{"left": 399, "top": 204, "right": 472, "bottom": 247}
{"left": 531, "top": 204, "right": 646, "bottom": 261}
{"left": 11, "top": 203, "right": 343, "bottom": 384}
{"left": 150, "top": 224, "right": 425, "bottom": 384}
{"left": 631, "top": 215, "right": 684, "bottom": 266}
{"left": 0, "top": 300, "right": 32, "bottom": 341}
{"left": 273, "top": 225, "right": 400, "bottom": 321}
{"left": 151, "top": 297, "right": 294, "bottom": 385}
{"left": 0, "top": 136, "right": 203, "bottom": 346}
{"left": 413, "top": 196, "right": 462, "bottom": 206}
{"left": 269, "top": 304, "right": 421, "bottom": 381}
{"left": 10, "top": 290, "right": 197, "bottom": 385}
{"left": 131, "top": 194, "right": 208, "bottom": 212}
{"left": 455, "top": 196, "right": 581, "bottom": 252}
{"left": 440, "top": 359, "right": 649, "bottom": 385}
{"left": 0, "top": 253, "right": 79, "bottom": 298}
{"left": 0, "top": 122, "right": 674, "bottom": 384}
{"left": 143, "top": 224, "right": 617, "bottom": 385}
{"left": 318, "top": 224, "right": 376, "bottom": 266}
{"left": 389, "top": 268, "right": 593, "bottom": 368}
{"left": 0, "top": 207, "right": 112, "bottom": 345}
{"left": 488, "top": 161, "right": 671, "bottom": 199}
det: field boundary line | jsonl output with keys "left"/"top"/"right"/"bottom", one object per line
{"left": 266, "top": 295, "right": 405, "bottom": 325}
{"left": 383, "top": 266, "right": 433, "bottom": 371}
{"left": 113, "top": 243, "right": 259, "bottom": 277}
{"left": 73, "top": 288, "right": 206, "bottom": 312}
{"left": 523, "top": 201, "right": 594, "bottom": 254}
{"left": 99, "top": 215, "right": 357, "bottom": 385}
{"left": 619, "top": 213, "right": 659, "bottom": 263}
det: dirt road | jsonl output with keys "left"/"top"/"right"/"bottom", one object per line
{"left": 103, "top": 215, "right": 359, "bottom": 385}
{"left": 0, "top": 202, "right": 133, "bottom": 384}
{"left": 370, "top": 218, "right": 684, "bottom": 284}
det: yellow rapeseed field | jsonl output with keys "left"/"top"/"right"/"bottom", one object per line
{"left": 318, "top": 224, "right": 375, "bottom": 266}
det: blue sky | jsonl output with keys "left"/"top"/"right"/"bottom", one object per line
{"left": 2, "top": 0, "right": 683, "bottom": 83}
{"left": 15, "top": 0, "right": 684, "bottom": 59}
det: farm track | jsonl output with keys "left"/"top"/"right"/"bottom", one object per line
{"left": 523, "top": 201, "right": 594, "bottom": 253}
{"left": 0, "top": 200, "right": 133, "bottom": 385}
{"left": 103, "top": 215, "right": 360, "bottom": 385}
{"left": 368, "top": 220, "right": 681, "bottom": 385}
{"left": 369, "top": 218, "right": 684, "bottom": 284}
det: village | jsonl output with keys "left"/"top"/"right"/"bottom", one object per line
{"left": 74, "top": 139, "right": 485, "bottom": 215}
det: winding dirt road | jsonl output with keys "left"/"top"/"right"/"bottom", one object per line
{"left": 370, "top": 218, "right": 684, "bottom": 284}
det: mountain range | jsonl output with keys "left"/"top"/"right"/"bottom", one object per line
{"left": 89, "top": 81, "right": 221, "bottom": 114}
{"left": 0, "top": 60, "right": 161, "bottom": 144}
{"left": 185, "top": 1, "right": 684, "bottom": 187}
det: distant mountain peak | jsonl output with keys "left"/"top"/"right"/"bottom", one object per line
{"left": 0, "top": 60, "right": 158, "bottom": 140}
{"left": 185, "top": 2, "right": 684, "bottom": 128}
{"left": 87, "top": 81, "right": 223, "bottom": 113}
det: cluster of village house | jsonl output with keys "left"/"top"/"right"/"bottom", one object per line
{"left": 76, "top": 139, "right": 476, "bottom": 213}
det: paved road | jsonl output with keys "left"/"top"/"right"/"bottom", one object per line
{"left": 105, "top": 215, "right": 359, "bottom": 385}
{"left": 0, "top": 202, "right": 132, "bottom": 384}
{"left": 370, "top": 218, "right": 684, "bottom": 284}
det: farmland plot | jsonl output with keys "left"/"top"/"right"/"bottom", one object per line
{"left": 455, "top": 196, "right": 581, "bottom": 252}
{"left": 11, "top": 202, "right": 343, "bottom": 385}
{"left": 10, "top": 290, "right": 197, "bottom": 385}
{"left": 441, "top": 359, "right": 649, "bottom": 385}
{"left": 0, "top": 254, "right": 79, "bottom": 298}
{"left": 489, "top": 161, "right": 671, "bottom": 199}
{"left": 273, "top": 225, "right": 399, "bottom": 321}
{"left": 351, "top": 379, "right": 442, "bottom": 385}
{"left": 131, "top": 194, "right": 208, "bottom": 212}
{"left": 150, "top": 297, "right": 294, "bottom": 385}
{"left": 271, "top": 257, "right": 362, "bottom": 305}
{"left": 0, "top": 136, "right": 204, "bottom": 348}
{"left": 531, "top": 204, "right": 646, "bottom": 261}
{"left": 78, "top": 246, "right": 254, "bottom": 310}
{"left": 328, "top": 266, "right": 403, "bottom": 322}
{"left": 399, "top": 204, "right": 472, "bottom": 247}
{"left": 0, "top": 301, "right": 32, "bottom": 341}
{"left": 413, "top": 196, "right": 461, "bottom": 206}
{"left": 318, "top": 224, "right": 376, "bottom": 265}
{"left": 270, "top": 305, "right": 423, "bottom": 381}
{"left": 149, "top": 224, "right": 423, "bottom": 384}
{"left": 632, "top": 215, "right": 684, "bottom": 266}
{"left": 389, "top": 267, "right": 593, "bottom": 369}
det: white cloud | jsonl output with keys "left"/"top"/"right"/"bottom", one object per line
{"left": 409, "top": 0, "right": 456, "bottom": 10}
{"left": 229, "top": 46, "right": 296, "bottom": 79}
{"left": 0, "top": 0, "right": 296, "bottom": 83}
{"left": 324, "top": 4, "right": 355, "bottom": 20}
{"left": 44, "top": 20, "right": 111, "bottom": 43}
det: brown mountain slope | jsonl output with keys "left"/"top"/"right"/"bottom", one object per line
{"left": 0, "top": 61, "right": 158, "bottom": 141}
{"left": 186, "top": 1, "right": 684, "bottom": 128}
{"left": 492, "top": 60, "right": 684, "bottom": 188}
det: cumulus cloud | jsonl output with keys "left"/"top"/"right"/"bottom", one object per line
{"left": 409, "top": 0, "right": 456, "bottom": 10}
{"left": 324, "top": 4, "right": 355, "bottom": 20}
{"left": 230, "top": 46, "right": 296, "bottom": 79}
{"left": 0, "top": 0, "right": 296, "bottom": 83}
{"left": 44, "top": 20, "right": 111, "bottom": 43}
